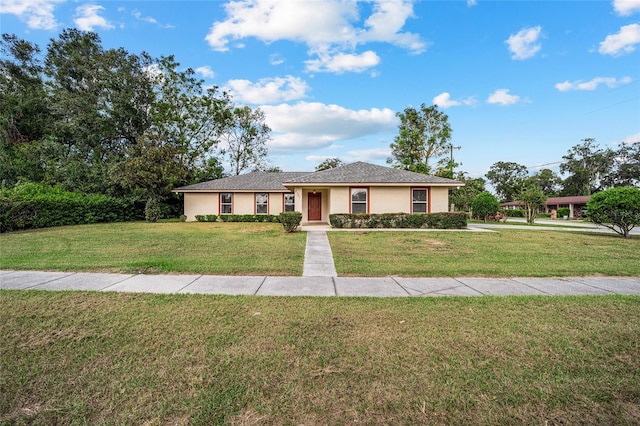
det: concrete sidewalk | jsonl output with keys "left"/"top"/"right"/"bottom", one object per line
{"left": 2, "top": 270, "right": 639, "bottom": 297}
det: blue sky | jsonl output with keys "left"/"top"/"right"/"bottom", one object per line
{"left": 2, "top": 0, "right": 640, "bottom": 178}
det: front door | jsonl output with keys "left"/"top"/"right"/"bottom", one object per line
{"left": 308, "top": 192, "right": 322, "bottom": 221}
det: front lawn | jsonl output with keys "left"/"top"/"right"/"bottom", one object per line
{"left": 328, "top": 229, "right": 640, "bottom": 277}
{"left": 0, "top": 222, "right": 306, "bottom": 276}
{"left": 2, "top": 291, "right": 639, "bottom": 424}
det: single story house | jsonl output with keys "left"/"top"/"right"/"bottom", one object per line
{"left": 501, "top": 195, "right": 590, "bottom": 218}
{"left": 173, "top": 161, "right": 463, "bottom": 224}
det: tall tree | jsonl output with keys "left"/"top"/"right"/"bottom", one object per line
{"left": 449, "top": 172, "right": 485, "bottom": 213}
{"left": 485, "top": 161, "right": 528, "bottom": 202}
{"left": 44, "top": 29, "right": 156, "bottom": 193}
{"left": 220, "top": 106, "right": 270, "bottom": 175}
{"left": 604, "top": 141, "right": 640, "bottom": 188}
{"left": 387, "top": 104, "right": 452, "bottom": 175}
{"left": 530, "top": 168, "right": 560, "bottom": 196}
{"left": 0, "top": 34, "right": 54, "bottom": 186}
{"left": 147, "top": 56, "right": 231, "bottom": 182}
{"left": 315, "top": 157, "right": 344, "bottom": 171}
{"left": 559, "top": 138, "right": 615, "bottom": 196}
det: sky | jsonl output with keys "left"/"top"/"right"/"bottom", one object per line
{"left": 2, "top": 0, "right": 640, "bottom": 178}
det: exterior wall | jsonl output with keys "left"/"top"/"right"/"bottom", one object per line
{"left": 370, "top": 187, "right": 409, "bottom": 214}
{"left": 184, "top": 193, "right": 219, "bottom": 221}
{"left": 429, "top": 187, "right": 450, "bottom": 213}
{"left": 269, "top": 193, "right": 282, "bottom": 215}
{"left": 329, "top": 187, "right": 350, "bottom": 215}
{"left": 235, "top": 193, "right": 257, "bottom": 215}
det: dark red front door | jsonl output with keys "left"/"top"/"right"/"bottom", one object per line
{"left": 308, "top": 193, "right": 322, "bottom": 221}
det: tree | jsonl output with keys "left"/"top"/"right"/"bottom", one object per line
{"left": 44, "top": 29, "right": 156, "bottom": 193}
{"left": 605, "top": 141, "right": 640, "bottom": 188}
{"left": 531, "top": 168, "right": 560, "bottom": 196}
{"left": 315, "top": 157, "right": 344, "bottom": 172}
{"left": 387, "top": 104, "right": 452, "bottom": 175}
{"left": 449, "top": 172, "right": 485, "bottom": 213}
{"left": 586, "top": 186, "right": 640, "bottom": 238}
{"left": 517, "top": 182, "right": 547, "bottom": 225}
{"left": 559, "top": 138, "right": 615, "bottom": 196}
{"left": 485, "top": 161, "right": 528, "bottom": 202}
{"left": 0, "top": 34, "right": 53, "bottom": 186}
{"left": 220, "top": 106, "right": 270, "bottom": 175}
{"left": 472, "top": 191, "right": 499, "bottom": 222}
{"left": 147, "top": 55, "right": 231, "bottom": 184}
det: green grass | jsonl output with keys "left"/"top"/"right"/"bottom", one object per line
{"left": 2, "top": 291, "right": 639, "bottom": 424}
{"left": 328, "top": 229, "right": 640, "bottom": 277}
{"left": 0, "top": 222, "right": 306, "bottom": 276}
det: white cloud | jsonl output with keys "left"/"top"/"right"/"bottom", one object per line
{"left": 613, "top": 0, "right": 640, "bottom": 16}
{"left": 621, "top": 132, "right": 640, "bottom": 144}
{"left": 487, "top": 89, "right": 523, "bottom": 105}
{"left": 345, "top": 148, "right": 391, "bottom": 162}
{"left": 555, "top": 76, "right": 633, "bottom": 91}
{"left": 505, "top": 26, "right": 543, "bottom": 60}
{"left": 467, "top": 0, "right": 477, "bottom": 6}
{"left": 432, "top": 92, "right": 477, "bottom": 109}
{"left": 305, "top": 50, "right": 380, "bottom": 73}
{"left": 225, "top": 75, "right": 309, "bottom": 104}
{"left": 204, "top": 0, "right": 425, "bottom": 74}
{"left": 269, "top": 53, "right": 285, "bottom": 65}
{"left": 599, "top": 23, "right": 640, "bottom": 56}
{"left": 261, "top": 102, "right": 397, "bottom": 152}
{"left": 433, "top": 92, "right": 460, "bottom": 108}
{"left": 74, "top": 4, "right": 114, "bottom": 31}
{"left": 132, "top": 9, "right": 156, "bottom": 24}
{"left": 131, "top": 9, "right": 174, "bottom": 28}
{"left": 1, "top": 0, "right": 64, "bottom": 30}
{"left": 358, "top": 0, "right": 426, "bottom": 53}
{"left": 195, "top": 66, "right": 216, "bottom": 79}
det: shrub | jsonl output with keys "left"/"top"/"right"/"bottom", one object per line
{"left": 145, "top": 198, "right": 161, "bottom": 222}
{"left": 0, "top": 182, "right": 138, "bottom": 232}
{"left": 471, "top": 192, "right": 499, "bottom": 222}
{"left": 328, "top": 213, "right": 466, "bottom": 229}
{"left": 586, "top": 186, "right": 640, "bottom": 238}
{"left": 195, "top": 214, "right": 217, "bottom": 222}
{"left": 557, "top": 207, "right": 570, "bottom": 218}
{"left": 279, "top": 211, "right": 302, "bottom": 233}
{"left": 179, "top": 214, "right": 187, "bottom": 222}
{"left": 506, "top": 209, "right": 523, "bottom": 218}
{"left": 218, "top": 214, "right": 279, "bottom": 223}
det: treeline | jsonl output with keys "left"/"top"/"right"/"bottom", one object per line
{"left": 1, "top": 29, "right": 269, "bottom": 224}
{"left": 449, "top": 138, "right": 639, "bottom": 211}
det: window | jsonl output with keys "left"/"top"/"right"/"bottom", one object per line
{"left": 412, "top": 189, "right": 428, "bottom": 213}
{"left": 220, "top": 193, "right": 232, "bottom": 214}
{"left": 256, "top": 193, "right": 268, "bottom": 214}
{"left": 284, "top": 193, "right": 295, "bottom": 212}
{"left": 351, "top": 188, "right": 368, "bottom": 214}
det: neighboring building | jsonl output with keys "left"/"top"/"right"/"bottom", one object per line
{"left": 500, "top": 195, "right": 590, "bottom": 218}
{"left": 173, "top": 161, "right": 463, "bottom": 223}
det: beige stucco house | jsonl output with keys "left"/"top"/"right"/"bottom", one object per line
{"left": 173, "top": 161, "right": 463, "bottom": 224}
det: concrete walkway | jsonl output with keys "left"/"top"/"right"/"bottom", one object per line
{"left": 302, "top": 231, "right": 337, "bottom": 277}
{"left": 1, "top": 270, "right": 639, "bottom": 297}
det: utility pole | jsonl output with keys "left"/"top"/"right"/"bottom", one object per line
{"left": 450, "top": 144, "right": 461, "bottom": 164}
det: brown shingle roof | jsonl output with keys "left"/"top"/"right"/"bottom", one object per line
{"left": 173, "top": 162, "right": 463, "bottom": 192}
{"left": 173, "top": 172, "right": 308, "bottom": 192}
{"left": 284, "top": 161, "right": 462, "bottom": 185}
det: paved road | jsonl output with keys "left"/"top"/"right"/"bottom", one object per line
{"left": 2, "top": 270, "right": 639, "bottom": 297}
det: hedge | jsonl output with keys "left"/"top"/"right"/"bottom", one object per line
{"left": 329, "top": 213, "right": 467, "bottom": 229}
{"left": 218, "top": 214, "right": 280, "bottom": 223}
{"left": 0, "top": 183, "right": 139, "bottom": 232}
{"left": 195, "top": 214, "right": 218, "bottom": 222}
